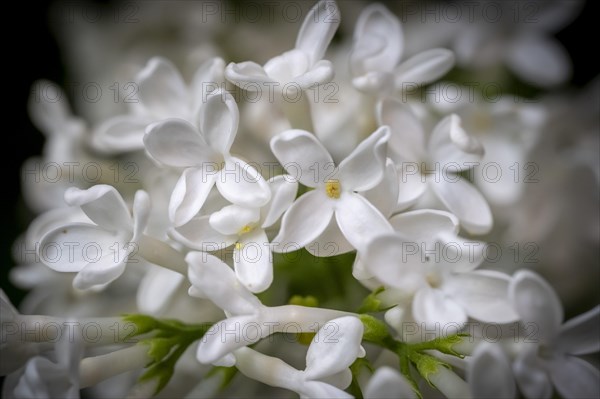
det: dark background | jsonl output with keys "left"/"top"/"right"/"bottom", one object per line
{"left": 3, "top": 0, "right": 599, "bottom": 324}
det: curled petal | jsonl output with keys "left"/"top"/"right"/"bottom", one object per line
{"left": 295, "top": 0, "right": 340, "bottom": 66}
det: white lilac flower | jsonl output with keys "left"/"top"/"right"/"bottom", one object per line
{"left": 171, "top": 175, "right": 297, "bottom": 293}
{"left": 225, "top": 0, "right": 340, "bottom": 94}
{"left": 270, "top": 126, "right": 392, "bottom": 255}
{"left": 2, "top": 322, "right": 83, "bottom": 399}
{"left": 38, "top": 185, "right": 150, "bottom": 290}
{"left": 233, "top": 316, "right": 364, "bottom": 399}
{"left": 379, "top": 97, "right": 492, "bottom": 234}
{"left": 144, "top": 89, "right": 271, "bottom": 227}
{"left": 363, "top": 366, "right": 416, "bottom": 399}
{"left": 186, "top": 252, "right": 352, "bottom": 366}
{"left": 467, "top": 342, "right": 517, "bottom": 399}
{"left": 362, "top": 210, "right": 518, "bottom": 333}
{"left": 509, "top": 270, "right": 599, "bottom": 399}
{"left": 350, "top": 3, "right": 454, "bottom": 96}
{"left": 93, "top": 56, "right": 225, "bottom": 153}
{"left": 22, "top": 81, "right": 87, "bottom": 212}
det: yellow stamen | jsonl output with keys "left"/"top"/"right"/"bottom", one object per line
{"left": 235, "top": 242, "right": 243, "bottom": 250}
{"left": 325, "top": 179, "right": 341, "bottom": 199}
{"left": 426, "top": 272, "right": 441, "bottom": 288}
{"left": 239, "top": 224, "right": 253, "bottom": 235}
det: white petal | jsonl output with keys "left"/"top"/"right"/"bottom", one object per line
{"left": 169, "top": 168, "right": 217, "bottom": 227}
{"left": 144, "top": 118, "right": 218, "bottom": 168}
{"left": 291, "top": 59, "right": 335, "bottom": 89}
{"left": 272, "top": 190, "right": 334, "bottom": 252}
{"left": 210, "top": 204, "right": 261, "bottom": 235}
{"left": 235, "top": 229, "right": 273, "bottom": 293}
{"left": 304, "top": 316, "right": 364, "bottom": 380}
{"left": 429, "top": 114, "right": 484, "bottom": 166}
{"left": 351, "top": 4, "right": 403, "bottom": 76}
{"left": 413, "top": 286, "right": 467, "bottom": 329}
{"left": 363, "top": 234, "right": 425, "bottom": 292}
{"left": 509, "top": 270, "right": 563, "bottom": 343}
{"left": 73, "top": 252, "right": 127, "bottom": 290}
{"left": 295, "top": 0, "right": 340, "bottom": 66}
{"left": 64, "top": 185, "right": 131, "bottom": 232}
{"left": 364, "top": 366, "right": 417, "bottom": 399}
{"left": 444, "top": 271, "right": 519, "bottom": 324}
{"left": 557, "top": 305, "right": 600, "bottom": 355}
{"left": 338, "top": 126, "right": 390, "bottom": 192}
{"left": 224, "top": 61, "right": 276, "bottom": 90}
{"left": 394, "top": 49, "right": 455, "bottom": 88}
{"left": 196, "top": 315, "right": 261, "bottom": 365}
{"left": 28, "top": 80, "right": 73, "bottom": 135}
{"left": 170, "top": 215, "right": 236, "bottom": 251}
{"left": 505, "top": 34, "right": 571, "bottom": 88}
{"left": 513, "top": 348, "right": 553, "bottom": 399}
{"left": 270, "top": 129, "right": 335, "bottom": 187}
{"left": 550, "top": 356, "right": 600, "bottom": 399}
{"left": 186, "top": 252, "right": 262, "bottom": 315}
{"left": 335, "top": 193, "right": 393, "bottom": 253}
{"left": 436, "top": 231, "right": 485, "bottom": 273}
{"left": 389, "top": 209, "right": 458, "bottom": 242}
{"left": 306, "top": 218, "right": 354, "bottom": 257}
{"left": 263, "top": 49, "right": 310, "bottom": 85}
{"left": 190, "top": 57, "right": 226, "bottom": 113}
{"left": 300, "top": 381, "right": 353, "bottom": 399}
{"left": 216, "top": 157, "right": 271, "bottom": 208}
{"left": 39, "top": 224, "right": 123, "bottom": 272}
{"left": 430, "top": 178, "right": 493, "bottom": 235}
{"left": 199, "top": 90, "right": 238, "bottom": 154}
{"left": 361, "top": 160, "right": 399, "bottom": 219}
{"left": 92, "top": 115, "right": 150, "bottom": 152}
{"left": 136, "top": 57, "right": 188, "bottom": 118}
{"left": 132, "top": 190, "right": 151, "bottom": 241}
{"left": 377, "top": 98, "right": 426, "bottom": 163}
{"left": 468, "top": 343, "right": 516, "bottom": 399}
{"left": 396, "top": 164, "right": 428, "bottom": 211}
{"left": 261, "top": 175, "right": 298, "bottom": 228}
{"left": 137, "top": 267, "right": 184, "bottom": 314}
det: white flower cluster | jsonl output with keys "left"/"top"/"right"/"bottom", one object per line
{"left": 2, "top": 1, "right": 598, "bottom": 399}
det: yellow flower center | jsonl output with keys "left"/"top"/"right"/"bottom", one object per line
{"left": 235, "top": 242, "right": 243, "bottom": 250}
{"left": 325, "top": 179, "right": 341, "bottom": 199}
{"left": 239, "top": 224, "right": 253, "bottom": 235}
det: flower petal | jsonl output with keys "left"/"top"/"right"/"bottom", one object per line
{"left": 199, "top": 90, "right": 239, "bottom": 154}
{"left": 64, "top": 185, "right": 131, "bottom": 232}
{"left": 394, "top": 48, "right": 455, "bottom": 88}
{"left": 196, "top": 315, "right": 261, "bottom": 365}
{"left": 216, "top": 157, "right": 271, "bottom": 208}
{"left": 295, "top": 0, "right": 340, "bottom": 66}
{"left": 137, "top": 266, "right": 184, "bottom": 315}
{"left": 550, "top": 356, "right": 600, "bottom": 399}
{"left": 338, "top": 126, "right": 390, "bottom": 192}
{"left": 144, "top": 118, "right": 218, "bottom": 168}
{"left": 73, "top": 252, "right": 127, "bottom": 290}
{"left": 505, "top": 33, "right": 571, "bottom": 88}
{"left": 301, "top": 381, "right": 353, "bottom": 399}
{"left": 509, "top": 270, "right": 563, "bottom": 343}
{"left": 170, "top": 215, "right": 236, "bottom": 251}
{"left": 364, "top": 366, "right": 417, "bottom": 399}
{"left": 363, "top": 234, "right": 425, "bottom": 292}
{"left": 351, "top": 4, "right": 403, "bottom": 76}
{"left": 270, "top": 129, "right": 335, "bottom": 187}
{"left": 186, "top": 252, "right": 262, "bottom": 315}
{"left": 137, "top": 57, "right": 188, "bottom": 118}
{"left": 272, "top": 190, "right": 334, "bottom": 252}
{"left": 210, "top": 204, "right": 261, "bottom": 235}
{"left": 224, "top": 61, "right": 276, "bottom": 90}
{"left": 377, "top": 98, "right": 426, "bottom": 163}
{"left": 261, "top": 175, "right": 298, "bottom": 228}
{"left": 389, "top": 209, "right": 458, "bottom": 242}
{"left": 361, "top": 159, "right": 399, "bottom": 219}
{"left": 190, "top": 57, "right": 226, "bottom": 114}
{"left": 39, "top": 224, "right": 123, "bottom": 272}
{"left": 430, "top": 177, "right": 493, "bottom": 235}
{"left": 429, "top": 114, "right": 484, "bottom": 167}
{"left": 132, "top": 190, "right": 151, "bottom": 241}
{"left": 92, "top": 115, "right": 150, "bottom": 152}
{"left": 306, "top": 218, "right": 354, "bottom": 257}
{"left": 413, "top": 286, "right": 467, "bottom": 329}
{"left": 292, "top": 59, "right": 335, "bottom": 89}
{"left": 468, "top": 343, "right": 516, "bottom": 399}
{"left": 169, "top": 168, "right": 217, "bottom": 227}
{"left": 396, "top": 164, "right": 428, "bottom": 211}
{"left": 304, "top": 316, "right": 364, "bottom": 380}
{"left": 335, "top": 193, "right": 393, "bottom": 253}
{"left": 556, "top": 305, "right": 600, "bottom": 355}
{"left": 28, "top": 80, "right": 74, "bottom": 135}
{"left": 513, "top": 348, "right": 553, "bottom": 399}
{"left": 235, "top": 229, "right": 273, "bottom": 293}
{"left": 444, "top": 271, "right": 519, "bottom": 324}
